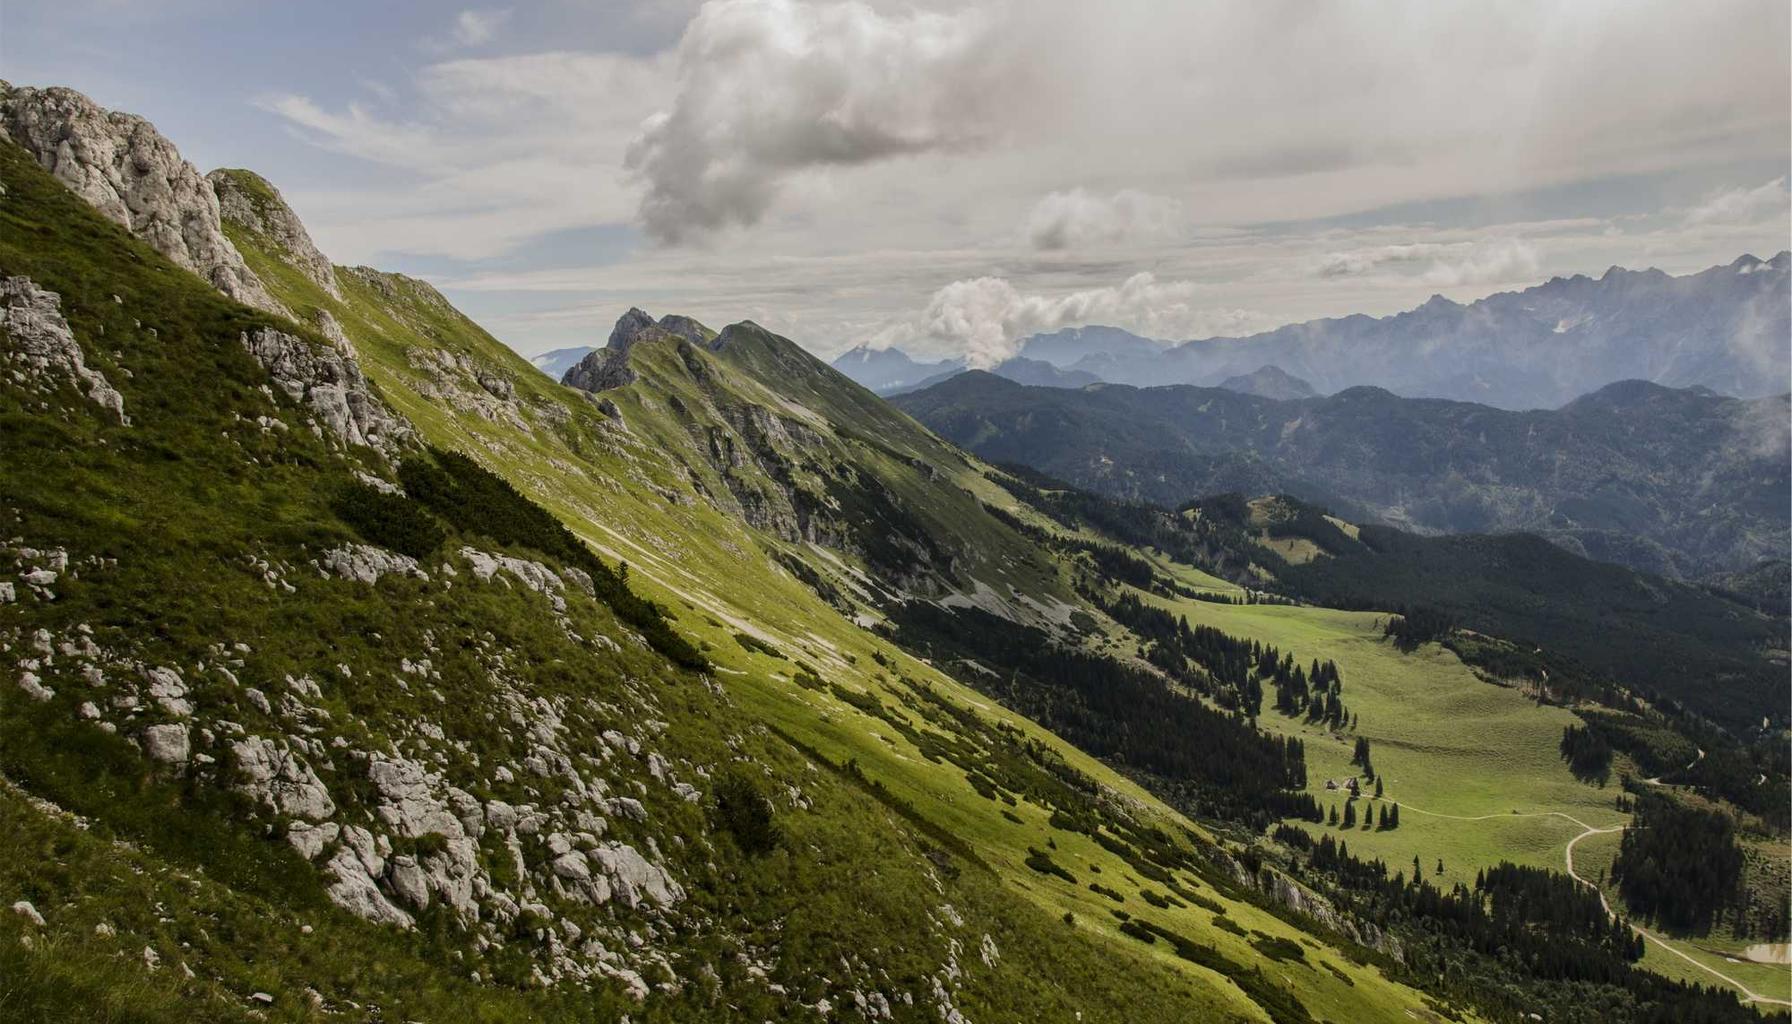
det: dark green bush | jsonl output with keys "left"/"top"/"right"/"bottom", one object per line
{"left": 332, "top": 481, "right": 445, "bottom": 558}
{"left": 1024, "top": 846, "right": 1076, "bottom": 884}
{"left": 712, "top": 768, "right": 781, "bottom": 856}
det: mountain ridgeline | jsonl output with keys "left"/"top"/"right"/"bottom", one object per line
{"left": 894, "top": 371, "right": 1791, "bottom": 580}
{"left": 2, "top": 80, "right": 1787, "bottom": 1024}
{"left": 842, "top": 253, "right": 1791, "bottom": 408}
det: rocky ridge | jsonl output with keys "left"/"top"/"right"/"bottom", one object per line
{"left": 0, "top": 81, "right": 285, "bottom": 316}
{"left": 560, "top": 306, "right": 719, "bottom": 395}
{"left": 208, "top": 168, "right": 340, "bottom": 298}
{"left": 564, "top": 309, "right": 964, "bottom": 594}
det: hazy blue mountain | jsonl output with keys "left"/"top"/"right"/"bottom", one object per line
{"left": 1021, "top": 253, "right": 1790, "bottom": 409}
{"left": 530, "top": 345, "right": 594, "bottom": 378}
{"left": 989, "top": 356, "right": 1100, "bottom": 388}
{"left": 831, "top": 343, "right": 964, "bottom": 393}
{"left": 895, "top": 371, "right": 1790, "bottom": 579}
{"left": 1216, "top": 365, "right": 1318, "bottom": 400}
{"left": 1017, "top": 324, "right": 1169, "bottom": 367}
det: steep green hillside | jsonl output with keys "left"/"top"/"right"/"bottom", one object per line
{"left": 3, "top": 133, "right": 1467, "bottom": 1023}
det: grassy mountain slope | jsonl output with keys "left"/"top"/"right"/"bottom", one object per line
{"left": 219, "top": 160, "right": 1787, "bottom": 1017}
{"left": 2, "top": 142, "right": 1467, "bottom": 1023}
{"left": 1167, "top": 493, "right": 1786, "bottom": 736}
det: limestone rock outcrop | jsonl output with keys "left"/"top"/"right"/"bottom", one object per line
{"left": 0, "top": 276, "right": 127, "bottom": 423}
{"left": 241, "top": 327, "right": 410, "bottom": 456}
{"left": 0, "top": 82, "right": 284, "bottom": 315}
{"left": 231, "top": 735, "right": 336, "bottom": 821}
{"left": 562, "top": 347, "right": 640, "bottom": 393}
{"left": 208, "top": 168, "right": 340, "bottom": 298}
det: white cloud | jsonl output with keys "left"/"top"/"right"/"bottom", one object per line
{"left": 1316, "top": 243, "right": 1451, "bottom": 278}
{"left": 238, "top": 0, "right": 1789, "bottom": 358}
{"left": 260, "top": 50, "right": 674, "bottom": 260}
{"left": 259, "top": 95, "right": 451, "bottom": 171}
{"left": 870, "top": 273, "right": 1269, "bottom": 368}
{"left": 1316, "top": 238, "right": 1541, "bottom": 287}
{"left": 450, "top": 8, "right": 511, "bottom": 48}
{"left": 1418, "top": 238, "right": 1541, "bottom": 287}
{"left": 625, "top": 0, "right": 1016, "bottom": 243}
{"left": 1024, "top": 189, "right": 1183, "bottom": 250}
{"left": 1682, "top": 177, "right": 1789, "bottom": 226}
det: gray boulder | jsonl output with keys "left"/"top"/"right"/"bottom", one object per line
{"left": 230, "top": 735, "right": 336, "bottom": 821}
{"left": 141, "top": 723, "right": 190, "bottom": 765}
{"left": 323, "top": 847, "right": 413, "bottom": 928}
{"left": 321, "top": 544, "right": 425, "bottom": 585}
{"left": 591, "top": 842, "right": 684, "bottom": 909}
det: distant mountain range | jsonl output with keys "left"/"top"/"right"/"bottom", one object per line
{"left": 894, "top": 371, "right": 1790, "bottom": 579}
{"left": 844, "top": 253, "right": 1790, "bottom": 408}
{"left": 530, "top": 345, "right": 595, "bottom": 379}
{"left": 828, "top": 344, "right": 964, "bottom": 393}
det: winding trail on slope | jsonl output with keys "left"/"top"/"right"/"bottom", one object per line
{"left": 1395, "top": 800, "right": 1792, "bottom": 1006}
{"left": 1644, "top": 747, "right": 1706, "bottom": 787}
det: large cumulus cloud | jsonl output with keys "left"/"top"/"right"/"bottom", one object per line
{"left": 870, "top": 273, "right": 1269, "bottom": 368}
{"left": 625, "top": 0, "right": 1018, "bottom": 243}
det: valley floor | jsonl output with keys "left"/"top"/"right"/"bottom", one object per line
{"left": 1148, "top": 559, "right": 1792, "bottom": 1008}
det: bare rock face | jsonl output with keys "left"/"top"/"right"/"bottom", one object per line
{"left": 590, "top": 841, "right": 685, "bottom": 909}
{"left": 230, "top": 735, "right": 336, "bottom": 821}
{"left": 0, "top": 82, "right": 285, "bottom": 316}
{"left": 561, "top": 308, "right": 716, "bottom": 394}
{"left": 561, "top": 347, "right": 639, "bottom": 392}
{"left": 241, "top": 327, "right": 410, "bottom": 456}
{"left": 324, "top": 846, "right": 414, "bottom": 928}
{"left": 208, "top": 168, "right": 340, "bottom": 298}
{"left": 655, "top": 314, "right": 711, "bottom": 347}
{"left": 607, "top": 307, "right": 657, "bottom": 351}
{"left": 408, "top": 347, "right": 531, "bottom": 431}
{"left": 0, "top": 276, "right": 128, "bottom": 423}
{"left": 320, "top": 544, "right": 426, "bottom": 585}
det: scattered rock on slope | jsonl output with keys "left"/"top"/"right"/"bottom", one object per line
{"left": 241, "top": 326, "right": 410, "bottom": 456}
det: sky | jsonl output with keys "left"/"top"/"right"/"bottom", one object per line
{"left": 10, "top": 0, "right": 1790, "bottom": 366}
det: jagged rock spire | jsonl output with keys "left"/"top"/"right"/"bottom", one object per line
{"left": 607, "top": 307, "right": 657, "bottom": 351}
